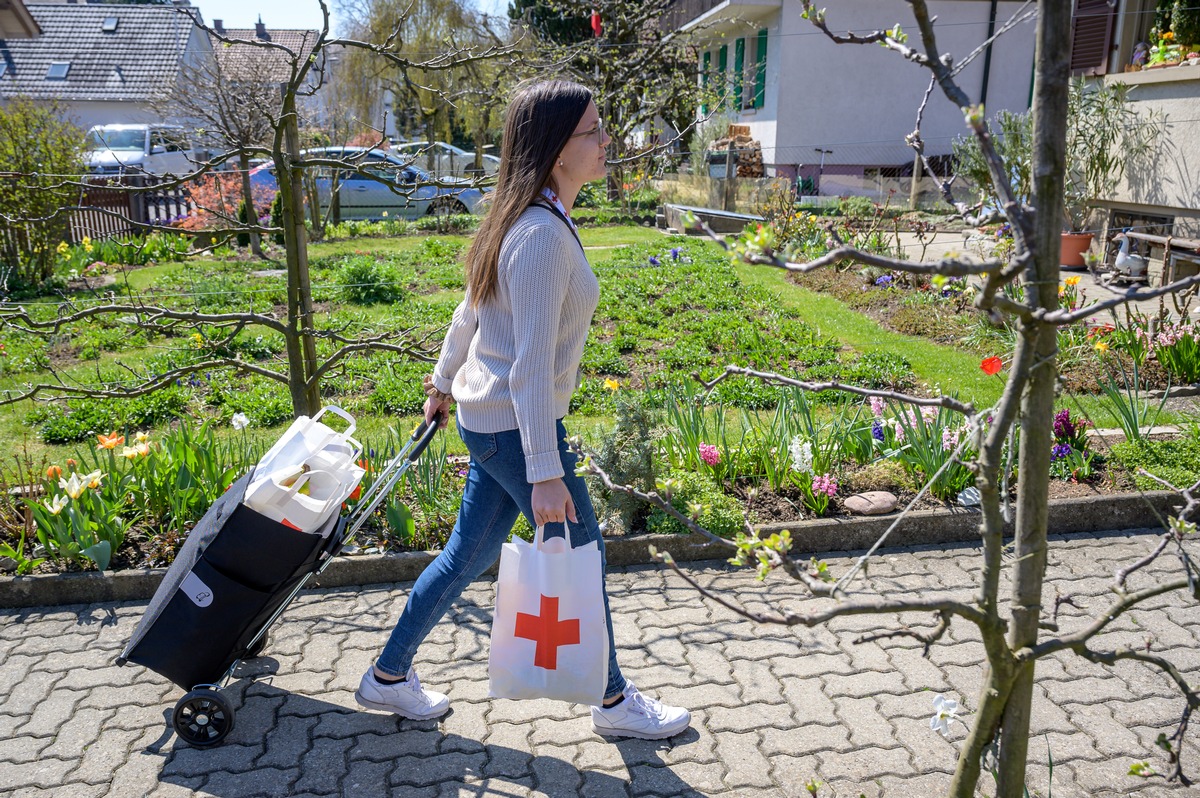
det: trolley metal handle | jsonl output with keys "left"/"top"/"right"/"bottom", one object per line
{"left": 406, "top": 412, "right": 442, "bottom": 462}
{"left": 343, "top": 411, "right": 445, "bottom": 539}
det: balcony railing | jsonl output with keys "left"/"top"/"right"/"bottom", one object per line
{"left": 661, "top": 0, "right": 725, "bottom": 31}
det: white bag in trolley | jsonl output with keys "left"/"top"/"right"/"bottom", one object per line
{"left": 488, "top": 525, "right": 607, "bottom": 705}
{"left": 243, "top": 406, "right": 366, "bottom": 534}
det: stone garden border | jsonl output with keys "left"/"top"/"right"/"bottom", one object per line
{"left": 0, "top": 491, "right": 1180, "bottom": 610}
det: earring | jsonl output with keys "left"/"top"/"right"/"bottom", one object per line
{"left": 558, "top": 160, "right": 564, "bottom": 167}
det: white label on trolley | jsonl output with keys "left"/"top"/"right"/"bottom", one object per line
{"left": 181, "top": 571, "right": 213, "bottom": 608}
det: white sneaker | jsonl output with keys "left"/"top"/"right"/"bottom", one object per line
{"left": 591, "top": 682, "right": 691, "bottom": 740}
{"left": 354, "top": 666, "right": 450, "bottom": 720}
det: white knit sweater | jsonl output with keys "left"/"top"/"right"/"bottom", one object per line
{"left": 430, "top": 205, "right": 599, "bottom": 483}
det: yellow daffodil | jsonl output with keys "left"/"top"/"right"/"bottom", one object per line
{"left": 134, "top": 431, "right": 150, "bottom": 444}
{"left": 45, "top": 494, "right": 69, "bottom": 515}
{"left": 1064, "top": 275, "right": 1081, "bottom": 287}
{"left": 82, "top": 236, "right": 93, "bottom": 253}
{"left": 56, "top": 241, "right": 70, "bottom": 255}
{"left": 808, "top": 214, "right": 818, "bottom": 223}
{"left": 603, "top": 378, "right": 620, "bottom": 391}
{"left": 96, "top": 431, "right": 124, "bottom": 450}
{"left": 1095, "top": 340, "right": 1110, "bottom": 354}
{"left": 85, "top": 470, "right": 105, "bottom": 489}
{"left": 59, "top": 472, "right": 87, "bottom": 500}
{"left": 191, "top": 333, "right": 204, "bottom": 347}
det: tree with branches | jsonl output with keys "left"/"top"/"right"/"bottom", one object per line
{"left": 571, "top": 2, "right": 1200, "bottom": 794}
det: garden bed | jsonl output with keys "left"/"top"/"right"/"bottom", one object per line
{"left": 0, "top": 489, "right": 1180, "bottom": 609}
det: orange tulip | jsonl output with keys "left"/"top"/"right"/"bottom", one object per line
{"left": 96, "top": 431, "right": 125, "bottom": 450}
{"left": 46, "top": 465, "right": 63, "bottom": 480}
{"left": 66, "top": 458, "right": 77, "bottom": 469}
{"left": 348, "top": 485, "right": 362, "bottom": 501}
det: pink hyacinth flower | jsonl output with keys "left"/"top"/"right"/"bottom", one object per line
{"left": 698, "top": 443, "right": 721, "bottom": 466}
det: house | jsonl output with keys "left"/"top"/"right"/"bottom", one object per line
{"left": 668, "top": 0, "right": 1037, "bottom": 203}
{"left": 1071, "top": 0, "right": 1200, "bottom": 281}
{"left": 0, "top": 1, "right": 212, "bottom": 130}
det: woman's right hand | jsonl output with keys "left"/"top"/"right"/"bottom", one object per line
{"left": 423, "top": 394, "right": 451, "bottom": 429}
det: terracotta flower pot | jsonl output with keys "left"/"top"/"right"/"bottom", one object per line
{"left": 1060, "top": 232, "right": 1094, "bottom": 269}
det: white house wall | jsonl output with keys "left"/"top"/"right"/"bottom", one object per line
{"left": 698, "top": 0, "right": 1037, "bottom": 184}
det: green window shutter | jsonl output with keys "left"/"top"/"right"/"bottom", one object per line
{"left": 701, "top": 51, "right": 710, "bottom": 115}
{"left": 734, "top": 38, "right": 745, "bottom": 109}
{"left": 717, "top": 45, "right": 728, "bottom": 110}
{"left": 754, "top": 29, "right": 768, "bottom": 109}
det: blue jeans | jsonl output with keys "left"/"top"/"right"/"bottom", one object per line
{"left": 375, "top": 418, "right": 627, "bottom": 702}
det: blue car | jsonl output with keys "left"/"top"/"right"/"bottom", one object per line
{"left": 249, "top": 146, "right": 488, "bottom": 221}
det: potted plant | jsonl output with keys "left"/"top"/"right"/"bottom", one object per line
{"left": 956, "top": 79, "right": 1161, "bottom": 269}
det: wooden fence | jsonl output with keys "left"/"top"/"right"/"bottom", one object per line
{"left": 67, "top": 176, "right": 193, "bottom": 244}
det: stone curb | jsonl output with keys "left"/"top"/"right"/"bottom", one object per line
{"left": 0, "top": 490, "right": 1180, "bottom": 610}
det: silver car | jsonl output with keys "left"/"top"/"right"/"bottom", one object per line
{"left": 393, "top": 141, "right": 500, "bottom": 178}
{"left": 249, "top": 146, "right": 487, "bottom": 221}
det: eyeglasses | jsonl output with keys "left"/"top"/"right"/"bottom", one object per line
{"left": 570, "top": 120, "right": 604, "bottom": 143}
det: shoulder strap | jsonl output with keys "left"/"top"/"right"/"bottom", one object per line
{"left": 531, "top": 201, "right": 584, "bottom": 252}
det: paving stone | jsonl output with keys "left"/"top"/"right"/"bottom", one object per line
{"left": 714, "top": 731, "right": 773, "bottom": 790}
{"left": 444, "top": 778, "right": 530, "bottom": 797}
{"left": 11, "top": 784, "right": 108, "bottom": 798}
{"left": 289, "top": 735, "right": 354, "bottom": 794}
{"left": 340, "top": 759, "right": 395, "bottom": 798}
{"left": 529, "top": 744, "right": 582, "bottom": 797}
{"left": 817, "top": 745, "right": 912, "bottom": 782}
{"left": 581, "top": 768, "right": 631, "bottom": 798}
{"left": 768, "top": 753, "right": 825, "bottom": 795}
{"left": 629, "top": 761, "right": 724, "bottom": 796}
{"left": 17, "top": 687, "right": 86, "bottom": 738}
{"left": 833, "top": 697, "right": 897, "bottom": 750}
{"left": 202, "top": 766, "right": 299, "bottom": 797}
{"left": 760, "top": 723, "right": 851, "bottom": 756}
{"left": 0, "top": 733, "right": 52, "bottom": 764}
{"left": 255, "top": 713, "right": 321, "bottom": 769}
{"left": 822, "top": 670, "right": 908, "bottom": 699}
{"left": 1043, "top": 675, "right": 1142, "bottom": 705}
{"left": 0, "top": 757, "right": 77, "bottom": 790}
{"left": 706, "top": 700, "right": 794, "bottom": 733}
{"left": 41, "top": 705, "right": 112, "bottom": 762}
{"left": 390, "top": 751, "right": 489, "bottom": 787}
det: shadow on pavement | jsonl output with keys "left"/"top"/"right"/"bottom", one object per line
{"left": 154, "top": 670, "right": 705, "bottom": 797}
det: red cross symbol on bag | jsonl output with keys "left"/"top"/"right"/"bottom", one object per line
{"left": 513, "top": 594, "right": 581, "bottom": 670}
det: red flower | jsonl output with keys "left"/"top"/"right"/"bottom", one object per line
{"left": 348, "top": 485, "right": 362, "bottom": 501}
{"left": 980, "top": 356, "right": 1003, "bottom": 376}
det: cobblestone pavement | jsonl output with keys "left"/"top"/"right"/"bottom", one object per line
{"left": 2, "top": 528, "right": 1198, "bottom": 798}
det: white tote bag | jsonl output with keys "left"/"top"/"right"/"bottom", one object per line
{"left": 488, "top": 525, "right": 608, "bottom": 705}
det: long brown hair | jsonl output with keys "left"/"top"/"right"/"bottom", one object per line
{"left": 465, "top": 80, "right": 592, "bottom": 308}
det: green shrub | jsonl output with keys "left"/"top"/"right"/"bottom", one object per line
{"left": 645, "top": 470, "right": 747, "bottom": 538}
{"left": 339, "top": 255, "right": 406, "bottom": 304}
{"left": 39, "top": 401, "right": 118, "bottom": 444}
{"left": 1110, "top": 427, "right": 1200, "bottom": 491}
{"left": 588, "top": 391, "right": 660, "bottom": 533}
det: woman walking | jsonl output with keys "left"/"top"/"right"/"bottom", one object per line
{"left": 356, "top": 80, "right": 691, "bottom": 740}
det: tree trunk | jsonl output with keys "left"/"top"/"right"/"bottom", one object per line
{"left": 276, "top": 93, "right": 322, "bottom": 417}
{"left": 238, "top": 151, "right": 264, "bottom": 258}
{"left": 995, "top": 2, "right": 1071, "bottom": 794}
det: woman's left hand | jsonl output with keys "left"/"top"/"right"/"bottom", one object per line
{"left": 531, "top": 478, "right": 578, "bottom": 528}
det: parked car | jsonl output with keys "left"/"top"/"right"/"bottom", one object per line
{"left": 84, "top": 124, "right": 197, "bottom": 176}
{"left": 392, "top": 140, "right": 500, "bottom": 178}
{"left": 249, "top": 147, "right": 487, "bottom": 221}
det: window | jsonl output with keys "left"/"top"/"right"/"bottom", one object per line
{"left": 0, "top": 62, "right": 7, "bottom": 79}
{"left": 102, "top": 16, "right": 119, "bottom": 33}
{"left": 1070, "top": 0, "right": 1116, "bottom": 75}
{"left": 700, "top": 51, "right": 711, "bottom": 115}
{"left": 45, "top": 62, "right": 70, "bottom": 80}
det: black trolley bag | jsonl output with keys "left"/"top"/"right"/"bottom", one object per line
{"left": 117, "top": 414, "right": 442, "bottom": 747}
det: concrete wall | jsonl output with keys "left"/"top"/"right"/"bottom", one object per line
{"left": 1099, "top": 69, "right": 1200, "bottom": 238}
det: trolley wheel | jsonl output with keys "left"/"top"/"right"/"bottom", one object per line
{"left": 172, "top": 689, "right": 235, "bottom": 747}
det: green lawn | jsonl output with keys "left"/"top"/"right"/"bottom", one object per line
{"left": 4, "top": 223, "right": 1167, "bottom": 467}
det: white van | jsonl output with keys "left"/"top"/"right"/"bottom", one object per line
{"left": 84, "top": 124, "right": 197, "bottom": 177}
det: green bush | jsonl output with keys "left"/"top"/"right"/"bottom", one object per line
{"left": 0, "top": 98, "right": 85, "bottom": 293}
{"left": 1109, "top": 427, "right": 1200, "bottom": 491}
{"left": 36, "top": 387, "right": 189, "bottom": 443}
{"left": 339, "top": 255, "right": 406, "bottom": 304}
{"left": 645, "top": 470, "right": 747, "bottom": 538}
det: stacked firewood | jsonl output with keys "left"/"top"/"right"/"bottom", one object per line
{"left": 707, "top": 127, "right": 764, "bottom": 178}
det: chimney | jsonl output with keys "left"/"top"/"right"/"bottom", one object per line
{"left": 255, "top": 16, "right": 270, "bottom": 41}
{"left": 213, "top": 19, "right": 224, "bottom": 35}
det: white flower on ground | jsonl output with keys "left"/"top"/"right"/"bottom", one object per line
{"left": 789, "top": 436, "right": 814, "bottom": 474}
{"left": 44, "top": 494, "right": 69, "bottom": 515}
{"left": 231, "top": 412, "right": 250, "bottom": 430}
{"left": 930, "top": 693, "right": 959, "bottom": 736}
{"left": 59, "top": 472, "right": 87, "bottom": 500}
